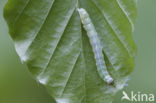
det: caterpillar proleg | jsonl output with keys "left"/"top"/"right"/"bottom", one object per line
{"left": 77, "top": 8, "right": 114, "bottom": 85}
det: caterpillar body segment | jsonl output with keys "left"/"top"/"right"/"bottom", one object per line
{"left": 77, "top": 8, "right": 114, "bottom": 85}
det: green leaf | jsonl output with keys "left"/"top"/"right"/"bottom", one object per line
{"left": 3, "top": 0, "right": 137, "bottom": 103}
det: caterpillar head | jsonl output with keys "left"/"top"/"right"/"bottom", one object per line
{"left": 105, "top": 75, "right": 114, "bottom": 85}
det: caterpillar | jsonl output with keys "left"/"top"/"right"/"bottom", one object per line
{"left": 77, "top": 8, "right": 114, "bottom": 85}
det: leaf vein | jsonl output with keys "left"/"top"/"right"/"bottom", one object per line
{"left": 38, "top": 8, "right": 76, "bottom": 77}
{"left": 14, "top": 0, "right": 30, "bottom": 25}
{"left": 25, "top": 0, "right": 55, "bottom": 53}
{"left": 115, "top": 0, "right": 135, "bottom": 31}
{"left": 60, "top": 52, "right": 81, "bottom": 96}
{"left": 90, "top": 0, "right": 131, "bottom": 57}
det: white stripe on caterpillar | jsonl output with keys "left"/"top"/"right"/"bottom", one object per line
{"left": 77, "top": 8, "right": 114, "bottom": 85}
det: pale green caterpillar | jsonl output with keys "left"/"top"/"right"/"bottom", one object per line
{"left": 78, "top": 8, "right": 114, "bottom": 85}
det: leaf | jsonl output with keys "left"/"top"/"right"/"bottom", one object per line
{"left": 3, "top": 0, "right": 137, "bottom": 103}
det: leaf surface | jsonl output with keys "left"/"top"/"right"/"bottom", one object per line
{"left": 4, "top": 0, "right": 137, "bottom": 103}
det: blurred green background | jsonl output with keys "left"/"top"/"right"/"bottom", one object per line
{"left": 0, "top": 0, "right": 156, "bottom": 103}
